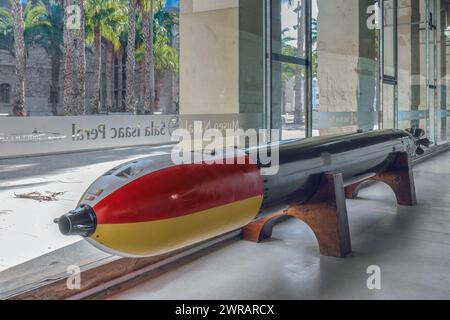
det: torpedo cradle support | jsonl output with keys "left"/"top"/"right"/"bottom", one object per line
{"left": 242, "top": 151, "right": 417, "bottom": 257}
{"left": 55, "top": 129, "right": 427, "bottom": 258}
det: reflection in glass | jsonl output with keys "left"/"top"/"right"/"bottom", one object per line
{"left": 274, "top": 61, "right": 306, "bottom": 140}
{"left": 272, "top": 0, "right": 306, "bottom": 58}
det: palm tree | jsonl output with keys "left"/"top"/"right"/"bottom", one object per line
{"left": 135, "top": 0, "right": 177, "bottom": 114}
{"left": 63, "top": 0, "right": 75, "bottom": 115}
{"left": 281, "top": 27, "right": 297, "bottom": 80}
{"left": 139, "top": 0, "right": 154, "bottom": 114}
{"left": 74, "top": 0, "right": 85, "bottom": 115}
{"left": 11, "top": 0, "right": 26, "bottom": 116}
{"left": 0, "top": 0, "right": 49, "bottom": 116}
{"left": 105, "top": 40, "right": 114, "bottom": 112}
{"left": 136, "top": 25, "right": 178, "bottom": 112}
{"left": 125, "top": 0, "right": 137, "bottom": 113}
{"left": 113, "top": 30, "right": 129, "bottom": 112}
{"left": 62, "top": 0, "right": 86, "bottom": 116}
{"left": 281, "top": 27, "right": 297, "bottom": 114}
{"left": 32, "top": 0, "right": 64, "bottom": 115}
{"left": 84, "top": 0, "right": 126, "bottom": 114}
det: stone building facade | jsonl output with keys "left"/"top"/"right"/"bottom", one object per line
{"left": 0, "top": 0, "right": 179, "bottom": 116}
{"left": 0, "top": 46, "right": 97, "bottom": 116}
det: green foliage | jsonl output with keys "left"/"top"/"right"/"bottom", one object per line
{"left": 0, "top": 0, "right": 50, "bottom": 56}
{"left": 136, "top": 15, "right": 178, "bottom": 72}
{"left": 0, "top": 6, "right": 14, "bottom": 52}
{"left": 84, "top": 0, "right": 127, "bottom": 50}
{"left": 135, "top": 0, "right": 179, "bottom": 72}
{"left": 153, "top": 0, "right": 178, "bottom": 42}
{"left": 28, "top": 0, "right": 64, "bottom": 58}
{"left": 281, "top": 28, "right": 300, "bottom": 81}
{"left": 1, "top": 0, "right": 179, "bottom": 72}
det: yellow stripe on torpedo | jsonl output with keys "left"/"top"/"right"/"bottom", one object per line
{"left": 90, "top": 195, "right": 264, "bottom": 257}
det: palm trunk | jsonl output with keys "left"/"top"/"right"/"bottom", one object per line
{"left": 139, "top": 60, "right": 145, "bottom": 114}
{"left": 91, "top": 25, "right": 101, "bottom": 114}
{"left": 143, "top": 0, "right": 155, "bottom": 114}
{"left": 106, "top": 42, "right": 114, "bottom": 113}
{"left": 172, "top": 69, "right": 179, "bottom": 114}
{"left": 11, "top": 0, "right": 26, "bottom": 116}
{"left": 117, "top": 50, "right": 124, "bottom": 111}
{"left": 63, "top": 0, "right": 75, "bottom": 115}
{"left": 125, "top": 0, "right": 137, "bottom": 113}
{"left": 155, "top": 71, "right": 163, "bottom": 113}
{"left": 50, "top": 55, "right": 61, "bottom": 115}
{"left": 75, "top": 0, "right": 86, "bottom": 115}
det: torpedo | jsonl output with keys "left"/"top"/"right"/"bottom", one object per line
{"left": 54, "top": 129, "right": 429, "bottom": 257}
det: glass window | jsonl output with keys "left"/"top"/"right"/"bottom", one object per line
{"left": 272, "top": 0, "right": 307, "bottom": 140}
{"left": 273, "top": 60, "right": 307, "bottom": 140}
{"left": 0, "top": 0, "right": 266, "bottom": 295}
{"left": 0, "top": 83, "right": 11, "bottom": 103}
{"left": 272, "top": 0, "right": 306, "bottom": 58}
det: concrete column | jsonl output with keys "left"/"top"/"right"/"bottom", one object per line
{"left": 316, "top": 0, "right": 360, "bottom": 134}
{"left": 179, "top": 0, "right": 240, "bottom": 115}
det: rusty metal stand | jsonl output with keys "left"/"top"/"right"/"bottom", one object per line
{"left": 242, "top": 152, "right": 417, "bottom": 258}
{"left": 242, "top": 172, "right": 352, "bottom": 258}
{"left": 344, "top": 152, "right": 417, "bottom": 206}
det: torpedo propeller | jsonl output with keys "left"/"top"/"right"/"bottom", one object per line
{"left": 406, "top": 128, "right": 432, "bottom": 156}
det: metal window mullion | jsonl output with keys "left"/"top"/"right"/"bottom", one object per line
{"left": 305, "top": 0, "right": 313, "bottom": 137}
{"left": 264, "top": 0, "right": 273, "bottom": 139}
{"left": 271, "top": 53, "right": 308, "bottom": 66}
{"left": 426, "top": 0, "right": 431, "bottom": 136}
{"left": 379, "top": 0, "right": 385, "bottom": 129}
{"left": 432, "top": 0, "right": 438, "bottom": 143}
{"left": 393, "top": 0, "right": 399, "bottom": 129}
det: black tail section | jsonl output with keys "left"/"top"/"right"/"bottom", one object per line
{"left": 406, "top": 128, "right": 432, "bottom": 156}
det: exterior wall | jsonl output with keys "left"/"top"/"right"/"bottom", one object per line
{"left": 0, "top": 50, "right": 16, "bottom": 115}
{"left": 0, "top": 47, "right": 96, "bottom": 116}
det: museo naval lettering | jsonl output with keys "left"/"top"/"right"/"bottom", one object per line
{"left": 72, "top": 121, "right": 167, "bottom": 141}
